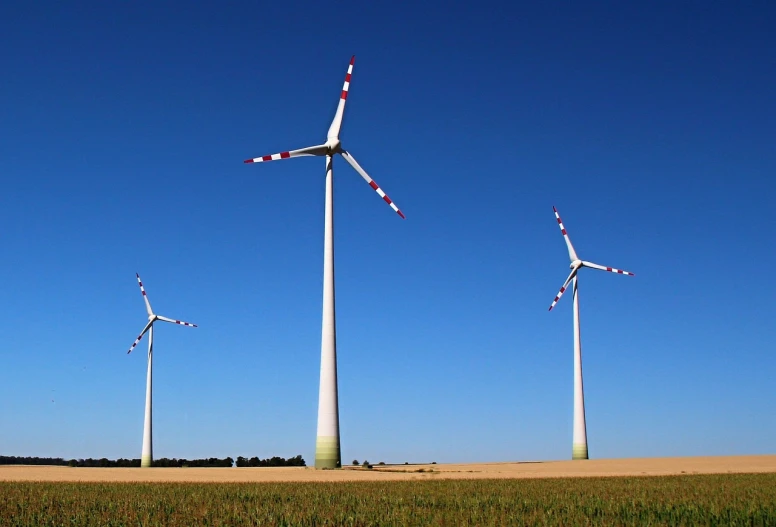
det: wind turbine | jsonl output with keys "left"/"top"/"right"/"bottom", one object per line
{"left": 126, "top": 273, "right": 197, "bottom": 468}
{"left": 548, "top": 207, "right": 633, "bottom": 460}
{"left": 244, "top": 56, "right": 404, "bottom": 469}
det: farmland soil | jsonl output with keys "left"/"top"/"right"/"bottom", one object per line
{"left": 1, "top": 455, "right": 774, "bottom": 482}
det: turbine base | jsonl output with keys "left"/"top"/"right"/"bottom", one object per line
{"left": 572, "top": 443, "right": 589, "bottom": 460}
{"left": 314, "top": 436, "right": 341, "bottom": 469}
{"left": 140, "top": 455, "right": 153, "bottom": 468}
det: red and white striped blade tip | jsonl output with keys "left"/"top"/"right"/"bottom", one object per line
{"left": 342, "top": 152, "right": 406, "bottom": 218}
{"left": 364, "top": 179, "right": 405, "bottom": 219}
{"left": 548, "top": 287, "right": 567, "bottom": 311}
{"left": 589, "top": 263, "right": 635, "bottom": 276}
{"left": 339, "top": 56, "right": 355, "bottom": 101}
{"left": 244, "top": 151, "right": 292, "bottom": 163}
{"left": 127, "top": 337, "right": 142, "bottom": 354}
{"left": 158, "top": 315, "right": 198, "bottom": 327}
{"left": 552, "top": 207, "right": 566, "bottom": 230}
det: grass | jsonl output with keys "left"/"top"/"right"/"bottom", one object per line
{"left": 0, "top": 473, "right": 774, "bottom": 525}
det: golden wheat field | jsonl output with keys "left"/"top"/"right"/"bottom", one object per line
{"left": 3, "top": 457, "right": 775, "bottom": 525}
{"left": 1, "top": 455, "right": 773, "bottom": 482}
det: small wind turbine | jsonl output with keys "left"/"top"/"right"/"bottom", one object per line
{"left": 548, "top": 207, "right": 634, "bottom": 460}
{"left": 126, "top": 273, "right": 197, "bottom": 468}
{"left": 244, "top": 56, "right": 404, "bottom": 469}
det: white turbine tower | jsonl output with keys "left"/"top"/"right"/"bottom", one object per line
{"left": 126, "top": 273, "right": 197, "bottom": 468}
{"left": 548, "top": 207, "right": 634, "bottom": 460}
{"left": 244, "top": 56, "right": 404, "bottom": 469}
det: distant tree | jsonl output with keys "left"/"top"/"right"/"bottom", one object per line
{"left": 2, "top": 454, "right": 295, "bottom": 469}
{"left": 233, "top": 455, "right": 305, "bottom": 467}
{"left": 0, "top": 456, "right": 68, "bottom": 466}
{"left": 352, "top": 459, "right": 359, "bottom": 466}
{"left": 289, "top": 455, "right": 306, "bottom": 467}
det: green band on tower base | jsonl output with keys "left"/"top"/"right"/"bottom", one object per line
{"left": 141, "top": 455, "right": 153, "bottom": 468}
{"left": 315, "top": 436, "right": 341, "bottom": 469}
{"left": 572, "top": 443, "right": 588, "bottom": 460}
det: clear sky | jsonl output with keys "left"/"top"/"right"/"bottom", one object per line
{"left": 1, "top": 1, "right": 774, "bottom": 464}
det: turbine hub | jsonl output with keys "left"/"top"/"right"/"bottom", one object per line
{"left": 570, "top": 259, "right": 582, "bottom": 269}
{"left": 325, "top": 138, "right": 341, "bottom": 154}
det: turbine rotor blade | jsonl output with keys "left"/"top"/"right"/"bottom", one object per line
{"left": 136, "top": 273, "right": 153, "bottom": 316}
{"left": 327, "top": 55, "right": 355, "bottom": 140}
{"left": 548, "top": 267, "right": 579, "bottom": 311}
{"left": 553, "top": 207, "right": 579, "bottom": 262}
{"left": 339, "top": 150, "right": 405, "bottom": 219}
{"left": 156, "top": 315, "right": 198, "bottom": 328}
{"left": 127, "top": 319, "right": 154, "bottom": 354}
{"left": 244, "top": 144, "right": 328, "bottom": 164}
{"left": 581, "top": 261, "right": 634, "bottom": 276}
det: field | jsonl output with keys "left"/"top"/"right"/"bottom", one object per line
{"left": 1, "top": 474, "right": 775, "bottom": 525}
{"left": 1, "top": 455, "right": 774, "bottom": 482}
{"left": 1, "top": 456, "right": 775, "bottom": 525}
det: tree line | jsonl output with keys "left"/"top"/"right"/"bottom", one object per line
{"left": 235, "top": 455, "right": 306, "bottom": 467}
{"left": 0, "top": 455, "right": 306, "bottom": 468}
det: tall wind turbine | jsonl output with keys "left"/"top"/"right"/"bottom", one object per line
{"left": 548, "top": 207, "right": 633, "bottom": 460}
{"left": 244, "top": 56, "right": 404, "bottom": 469}
{"left": 126, "top": 273, "right": 197, "bottom": 467}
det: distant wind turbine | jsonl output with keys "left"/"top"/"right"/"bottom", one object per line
{"left": 126, "top": 273, "right": 197, "bottom": 467}
{"left": 244, "top": 56, "right": 404, "bottom": 469}
{"left": 548, "top": 207, "right": 634, "bottom": 460}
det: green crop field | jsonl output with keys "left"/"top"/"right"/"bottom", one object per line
{"left": 1, "top": 474, "right": 774, "bottom": 526}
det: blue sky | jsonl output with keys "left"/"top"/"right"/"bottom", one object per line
{"left": 1, "top": 1, "right": 774, "bottom": 464}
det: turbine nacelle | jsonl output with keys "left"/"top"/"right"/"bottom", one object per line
{"left": 570, "top": 259, "right": 582, "bottom": 270}
{"left": 324, "top": 138, "right": 342, "bottom": 154}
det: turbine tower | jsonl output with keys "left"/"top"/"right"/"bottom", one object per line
{"left": 548, "top": 207, "right": 634, "bottom": 460}
{"left": 244, "top": 56, "right": 404, "bottom": 469}
{"left": 126, "top": 273, "right": 197, "bottom": 467}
